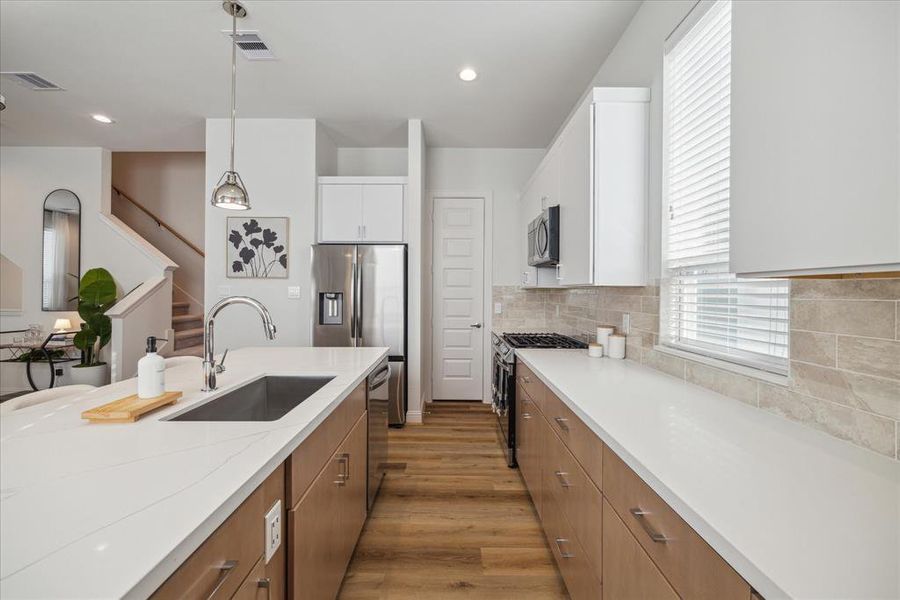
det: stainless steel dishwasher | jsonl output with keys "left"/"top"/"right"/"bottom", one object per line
{"left": 367, "top": 358, "right": 390, "bottom": 510}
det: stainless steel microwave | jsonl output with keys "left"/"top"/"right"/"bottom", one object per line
{"left": 528, "top": 205, "right": 560, "bottom": 267}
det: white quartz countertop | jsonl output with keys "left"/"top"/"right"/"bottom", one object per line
{"left": 516, "top": 349, "right": 899, "bottom": 600}
{"left": 0, "top": 346, "right": 388, "bottom": 599}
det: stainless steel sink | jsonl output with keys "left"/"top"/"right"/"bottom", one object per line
{"left": 168, "top": 376, "right": 335, "bottom": 422}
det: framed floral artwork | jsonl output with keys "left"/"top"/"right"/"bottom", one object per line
{"left": 226, "top": 217, "right": 289, "bottom": 278}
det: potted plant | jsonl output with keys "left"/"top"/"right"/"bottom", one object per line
{"left": 69, "top": 268, "right": 117, "bottom": 387}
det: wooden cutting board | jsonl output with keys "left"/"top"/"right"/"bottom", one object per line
{"left": 81, "top": 391, "right": 182, "bottom": 423}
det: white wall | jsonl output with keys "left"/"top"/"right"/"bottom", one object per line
{"left": 204, "top": 119, "right": 317, "bottom": 352}
{"left": 407, "top": 120, "right": 426, "bottom": 420}
{"left": 112, "top": 152, "right": 205, "bottom": 311}
{"left": 335, "top": 148, "right": 408, "bottom": 176}
{"left": 427, "top": 148, "right": 544, "bottom": 286}
{"left": 0, "top": 146, "right": 174, "bottom": 391}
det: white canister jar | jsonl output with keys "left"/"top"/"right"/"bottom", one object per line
{"left": 608, "top": 334, "right": 626, "bottom": 359}
{"left": 596, "top": 325, "right": 616, "bottom": 356}
{"left": 588, "top": 342, "right": 603, "bottom": 358}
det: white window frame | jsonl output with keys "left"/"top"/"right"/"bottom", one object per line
{"left": 658, "top": 0, "right": 790, "bottom": 378}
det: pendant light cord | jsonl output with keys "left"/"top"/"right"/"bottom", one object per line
{"left": 229, "top": 0, "right": 237, "bottom": 173}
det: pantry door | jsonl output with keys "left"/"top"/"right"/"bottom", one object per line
{"left": 432, "top": 197, "right": 485, "bottom": 400}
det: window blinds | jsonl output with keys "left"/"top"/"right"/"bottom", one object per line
{"left": 661, "top": 0, "right": 789, "bottom": 375}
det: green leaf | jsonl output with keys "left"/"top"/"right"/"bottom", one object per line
{"left": 73, "top": 329, "right": 97, "bottom": 353}
{"left": 79, "top": 268, "right": 117, "bottom": 307}
{"left": 88, "top": 313, "right": 112, "bottom": 350}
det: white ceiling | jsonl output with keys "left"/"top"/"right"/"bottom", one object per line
{"left": 0, "top": 1, "right": 640, "bottom": 149}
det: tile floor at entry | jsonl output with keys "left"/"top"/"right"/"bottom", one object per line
{"left": 337, "top": 402, "right": 569, "bottom": 599}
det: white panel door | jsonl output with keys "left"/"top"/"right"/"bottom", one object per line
{"left": 319, "top": 184, "right": 362, "bottom": 242}
{"left": 432, "top": 197, "right": 485, "bottom": 400}
{"left": 361, "top": 184, "right": 404, "bottom": 242}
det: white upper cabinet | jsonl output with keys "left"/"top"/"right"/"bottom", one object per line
{"left": 318, "top": 177, "right": 406, "bottom": 243}
{"left": 518, "top": 87, "right": 649, "bottom": 287}
{"left": 361, "top": 184, "right": 404, "bottom": 242}
{"left": 730, "top": 1, "right": 900, "bottom": 276}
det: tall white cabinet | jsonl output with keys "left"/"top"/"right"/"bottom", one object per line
{"left": 318, "top": 176, "right": 406, "bottom": 243}
{"left": 519, "top": 87, "right": 650, "bottom": 287}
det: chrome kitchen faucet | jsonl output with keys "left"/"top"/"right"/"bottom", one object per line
{"left": 203, "top": 296, "right": 277, "bottom": 391}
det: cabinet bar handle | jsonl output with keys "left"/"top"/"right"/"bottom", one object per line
{"left": 554, "top": 470, "right": 572, "bottom": 488}
{"left": 205, "top": 559, "right": 238, "bottom": 600}
{"left": 553, "top": 416, "right": 569, "bottom": 431}
{"left": 554, "top": 538, "right": 575, "bottom": 558}
{"left": 629, "top": 507, "right": 670, "bottom": 543}
{"left": 522, "top": 412, "right": 533, "bottom": 420}
{"left": 257, "top": 578, "right": 271, "bottom": 600}
{"left": 333, "top": 454, "right": 349, "bottom": 486}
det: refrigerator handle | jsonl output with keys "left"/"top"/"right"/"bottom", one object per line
{"left": 355, "top": 253, "right": 363, "bottom": 346}
{"left": 349, "top": 257, "right": 357, "bottom": 344}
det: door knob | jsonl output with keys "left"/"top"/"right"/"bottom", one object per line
{"left": 470, "top": 323, "right": 482, "bottom": 328}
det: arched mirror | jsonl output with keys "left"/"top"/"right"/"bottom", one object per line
{"left": 41, "top": 189, "right": 81, "bottom": 311}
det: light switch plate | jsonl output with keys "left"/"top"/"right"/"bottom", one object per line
{"left": 622, "top": 313, "right": 631, "bottom": 335}
{"left": 264, "top": 500, "right": 282, "bottom": 563}
{"left": 287, "top": 286, "right": 301, "bottom": 299}
{"left": 217, "top": 285, "right": 232, "bottom": 298}
{"left": 494, "top": 302, "right": 502, "bottom": 315}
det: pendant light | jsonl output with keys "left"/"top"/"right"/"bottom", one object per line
{"left": 211, "top": 0, "right": 250, "bottom": 210}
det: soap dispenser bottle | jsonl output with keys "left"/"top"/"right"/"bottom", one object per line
{"left": 137, "top": 336, "right": 166, "bottom": 399}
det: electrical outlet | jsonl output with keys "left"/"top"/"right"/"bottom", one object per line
{"left": 622, "top": 313, "right": 631, "bottom": 335}
{"left": 217, "top": 285, "right": 232, "bottom": 298}
{"left": 264, "top": 500, "right": 282, "bottom": 563}
{"left": 287, "top": 286, "right": 301, "bottom": 299}
{"left": 494, "top": 302, "right": 502, "bottom": 315}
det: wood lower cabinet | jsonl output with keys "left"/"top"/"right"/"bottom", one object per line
{"left": 517, "top": 364, "right": 755, "bottom": 600}
{"left": 289, "top": 411, "right": 368, "bottom": 600}
{"left": 152, "top": 379, "right": 371, "bottom": 600}
{"left": 152, "top": 464, "right": 286, "bottom": 600}
{"left": 603, "top": 499, "right": 678, "bottom": 600}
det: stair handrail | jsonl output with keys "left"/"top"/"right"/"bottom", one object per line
{"left": 112, "top": 186, "right": 205, "bottom": 258}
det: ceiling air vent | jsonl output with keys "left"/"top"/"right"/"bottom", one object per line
{"left": 0, "top": 72, "right": 64, "bottom": 91}
{"left": 222, "top": 31, "right": 276, "bottom": 61}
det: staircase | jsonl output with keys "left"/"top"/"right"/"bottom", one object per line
{"left": 171, "top": 301, "right": 204, "bottom": 357}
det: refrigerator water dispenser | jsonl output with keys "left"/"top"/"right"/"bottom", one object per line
{"left": 319, "top": 292, "right": 343, "bottom": 325}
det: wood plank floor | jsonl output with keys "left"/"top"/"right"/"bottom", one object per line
{"left": 337, "top": 402, "right": 569, "bottom": 600}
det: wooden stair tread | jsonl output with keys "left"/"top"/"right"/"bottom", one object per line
{"left": 174, "top": 327, "right": 204, "bottom": 339}
{"left": 168, "top": 345, "right": 203, "bottom": 358}
{"left": 172, "top": 313, "right": 203, "bottom": 323}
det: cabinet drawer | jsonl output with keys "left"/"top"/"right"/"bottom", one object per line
{"left": 544, "top": 426, "right": 603, "bottom": 579}
{"left": 541, "top": 491, "right": 602, "bottom": 600}
{"left": 517, "top": 362, "right": 546, "bottom": 413}
{"left": 543, "top": 390, "right": 603, "bottom": 490}
{"left": 287, "top": 380, "right": 366, "bottom": 506}
{"left": 232, "top": 557, "right": 268, "bottom": 600}
{"left": 602, "top": 499, "right": 678, "bottom": 600}
{"left": 603, "top": 448, "right": 751, "bottom": 600}
{"left": 151, "top": 468, "right": 279, "bottom": 600}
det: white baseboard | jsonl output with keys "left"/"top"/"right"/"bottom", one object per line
{"left": 406, "top": 410, "right": 423, "bottom": 424}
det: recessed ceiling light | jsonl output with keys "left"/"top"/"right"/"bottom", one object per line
{"left": 91, "top": 114, "right": 114, "bottom": 124}
{"left": 458, "top": 68, "right": 478, "bottom": 82}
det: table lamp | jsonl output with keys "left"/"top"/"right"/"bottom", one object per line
{"left": 53, "top": 318, "right": 71, "bottom": 333}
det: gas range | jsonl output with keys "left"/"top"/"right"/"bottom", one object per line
{"left": 491, "top": 332, "right": 587, "bottom": 467}
{"left": 492, "top": 332, "right": 586, "bottom": 364}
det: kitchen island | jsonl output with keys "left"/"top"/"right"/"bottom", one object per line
{"left": 0, "top": 346, "right": 388, "bottom": 599}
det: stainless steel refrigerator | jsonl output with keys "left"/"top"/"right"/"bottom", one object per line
{"left": 312, "top": 244, "right": 406, "bottom": 426}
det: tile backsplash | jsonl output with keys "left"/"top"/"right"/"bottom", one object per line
{"left": 492, "top": 278, "right": 900, "bottom": 459}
